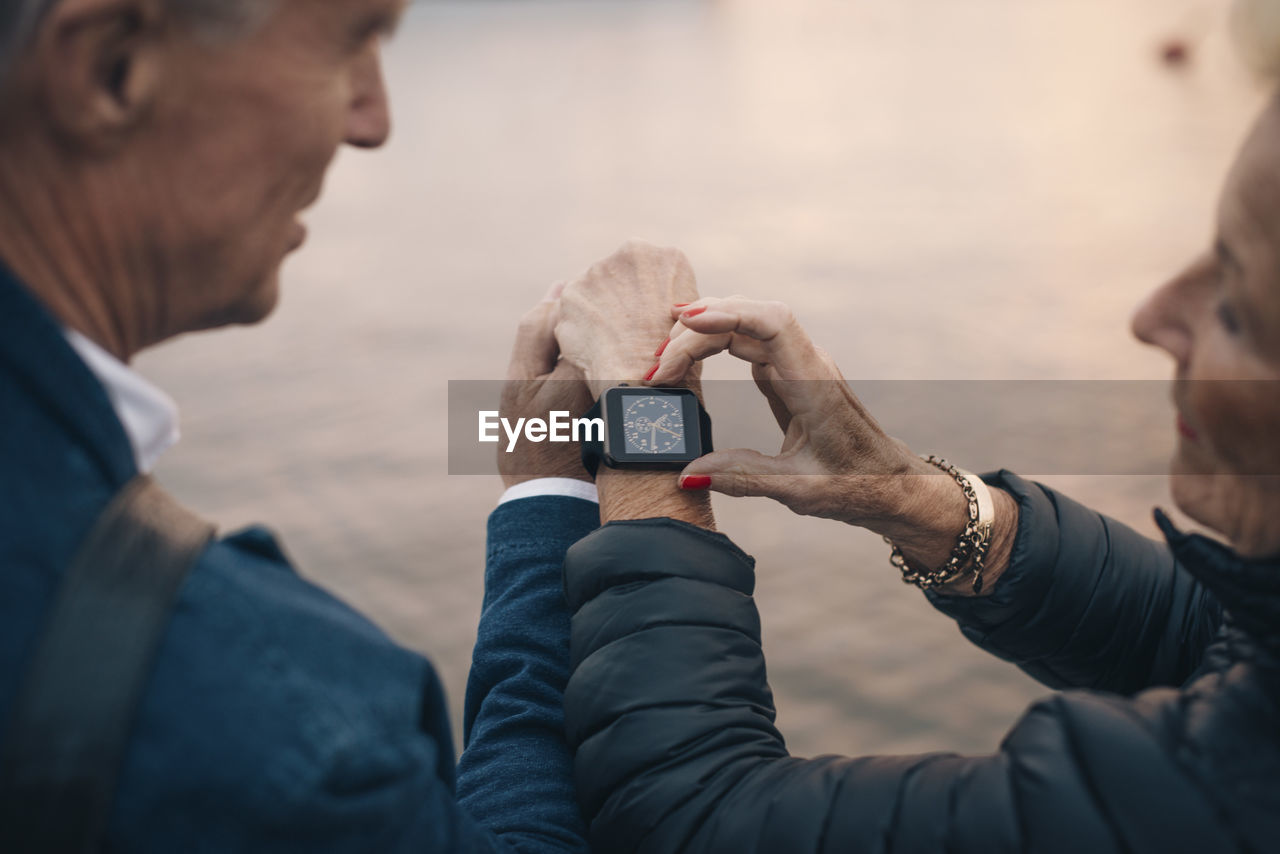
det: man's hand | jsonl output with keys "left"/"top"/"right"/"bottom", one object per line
{"left": 556, "top": 240, "right": 701, "bottom": 397}
{"left": 553, "top": 241, "right": 713, "bottom": 529}
{"left": 499, "top": 284, "right": 595, "bottom": 489}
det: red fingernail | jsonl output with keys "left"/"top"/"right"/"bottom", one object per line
{"left": 682, "top": 306, "right": 706, "bottom": 318}
{"left": 654, "top": 338, "right": 670, "bottom": 358}
{"left": 643, "top": 363, "right": 659, "bottom": 381}
{"left": 679, "top": 475, "right": 712, "bottom": 491}
{"left": 673, "top": 302, "right": 690, "bottom": 308}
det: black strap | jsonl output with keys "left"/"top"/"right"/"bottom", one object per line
{"left": 0, "top": 476, "right": 215, "bottom": 853}
{"left": 580, "top": 396, "right": 606, "bottom": 478}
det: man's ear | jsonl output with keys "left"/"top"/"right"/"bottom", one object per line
{"left": 29, "top": 0, "right": 168, "bottom": 150}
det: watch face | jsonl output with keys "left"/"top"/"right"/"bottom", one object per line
{"left": 621, "top": 393, "right": 688, "bottom": 455}
{"left": 599, "top": 386, "right": 705, "bottom": 468}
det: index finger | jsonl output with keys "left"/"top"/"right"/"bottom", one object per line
{"left": 658, "top": 297, "right": 830, "bottom": 382}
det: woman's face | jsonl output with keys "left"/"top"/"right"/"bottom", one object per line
{"left": 1132, "top": 95, "right": 1280, "bottom": 558}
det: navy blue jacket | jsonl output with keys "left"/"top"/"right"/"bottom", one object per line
{"left": 0, "top": 265, "right": 595, "bottom": 852}
{"left": 563, "top": 473, "right": 1280, "bottom": 853}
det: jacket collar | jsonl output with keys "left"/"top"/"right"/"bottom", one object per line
{"left": 1156, "top": 509, "right": 1280, "bottom": 656}
{"left": 0, "top": 261, "right": 137, "bottom": 489}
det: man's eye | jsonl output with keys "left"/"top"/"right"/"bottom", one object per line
{"left": 1217, "top": 300, "right": 1241, "bottom": 334}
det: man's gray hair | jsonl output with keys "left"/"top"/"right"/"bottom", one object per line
{"left": 0, "top": 0, "right": 272, "bottom": 83}
{"left": 0, "top": 0, "right": 54, "bottom": 80}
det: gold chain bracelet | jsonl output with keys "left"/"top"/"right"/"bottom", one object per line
{"left": 884, "top": 455, "right": 995, "bottom": 594}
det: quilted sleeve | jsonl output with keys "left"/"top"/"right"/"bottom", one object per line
{"left": 563, "top": 519, "right": 1236, "bottom": 854}
{"left": 925, "top": 472, "right": 1223, "bottom": 693}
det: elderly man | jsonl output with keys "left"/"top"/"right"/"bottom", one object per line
{"left": 0, "top": 0, "right": 617, "bottom": 850}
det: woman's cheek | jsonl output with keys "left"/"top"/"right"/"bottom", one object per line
{"left": 1194, "top": 375, "right": 1280, "bottom": 477}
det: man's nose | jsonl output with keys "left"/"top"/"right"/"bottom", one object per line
{"left": 345, "top": 52, "right": 392, "bottom": 150}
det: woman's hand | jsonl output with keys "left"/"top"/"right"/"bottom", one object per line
{"left": 649, "top": 296, "right": 928, "bottom": 523}
{"left": 498, "top": 284, "right": 595, "bottom": 489}
{"left": 649, "top": 296, "right": 1018, "bottom": 589}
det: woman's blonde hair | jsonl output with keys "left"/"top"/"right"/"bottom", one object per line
{"left": 1234, "top": 0, "right": 1280, "bottom": 77}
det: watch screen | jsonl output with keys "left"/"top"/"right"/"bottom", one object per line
{"left": 621, "top": 393, "right": 687, "bottom": 455}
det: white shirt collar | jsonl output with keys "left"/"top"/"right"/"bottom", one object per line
{"left": 63, "top": 329, "right": 180, "bottom": 474}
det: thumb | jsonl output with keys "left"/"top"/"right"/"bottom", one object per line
{"left": 508, "top": 300, "right": 560, "bottom": 381}
{"left": 677, "top": 448, "right": 796, "bottom": 500}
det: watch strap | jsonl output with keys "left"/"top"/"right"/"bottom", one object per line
{"left": 581, "top": 396, "right": 606, "bottom": 478}
{"left": 701, "top": 404, "right": 711, "bottom": 458}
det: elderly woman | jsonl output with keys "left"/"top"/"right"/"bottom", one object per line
{"left": 551, "top": 8, "right": 1280, "bottom": 854}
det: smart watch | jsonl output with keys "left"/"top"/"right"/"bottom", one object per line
{"left": 580, "top": 385, "right": 713, "bottom": 477}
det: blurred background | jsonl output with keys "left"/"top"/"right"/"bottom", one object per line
{"left": 140, "top": 0, "right": 1264, "bottom": 757}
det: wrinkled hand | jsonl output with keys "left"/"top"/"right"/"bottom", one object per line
{"left": 645, "top": 294, "right": 1020, "bottom": 594}
{"left": 556, "top": 240, "right": 701, "bottom": 397}
{"left": 498, "top": 284, "right": 595, "bottom": 489}
{"left": 649, "top": 296, "right": 945, "bottom": 534}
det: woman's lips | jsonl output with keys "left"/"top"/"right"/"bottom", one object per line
{"left": 1176, "top": 413, "right": 1199, "bottom": 441}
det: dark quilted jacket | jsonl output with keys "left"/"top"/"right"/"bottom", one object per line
{"left": 562, "top": 472, "right": 1280, "bottom": 853}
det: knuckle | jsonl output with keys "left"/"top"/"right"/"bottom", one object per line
{"left": 722, "top": 474, "right": 750, "bottom": 498}
{"left": 720, "top": 462, "right": 754, "bottom": 497}
{"left": 620, "top": 238, "right": 653, "bottom": 258}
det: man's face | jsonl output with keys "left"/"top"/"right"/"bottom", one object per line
{"left": 134, "top": 0, "right": 406, "bottom": 332}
